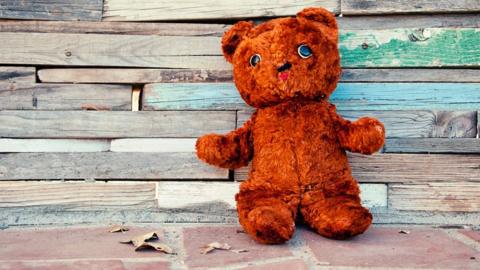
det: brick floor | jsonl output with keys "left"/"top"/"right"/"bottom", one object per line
{"left": 0, "top": 225, "right": 478, "bottom": 270}
{"left": 460, "top": 229, "right": 480, "bottom": 242}
{"left": 183, "top": 226, "right": 293, "bottom": 269}
{"left": 237, "top": 259, "right": 308, "bottom": 270}
{"left": 302, "top": 227, "right": 480, "bottom": 269}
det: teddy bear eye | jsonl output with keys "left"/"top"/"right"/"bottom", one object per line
{"left": 249, "top": 54, "right": 261, "bottom": 67}
{"left": 298, "top": 44, "right": 312, "bottom": 59}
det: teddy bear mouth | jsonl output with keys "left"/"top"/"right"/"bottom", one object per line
{"left": 278, "top": 72, "right": 289, "bottom": 81}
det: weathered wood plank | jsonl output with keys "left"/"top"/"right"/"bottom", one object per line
{"left": 0, "top": 152, "right": 228, "bottom": 180}
{"left": 38, "top": 68, "right": 233, "bottom": 84}
{"left": 0, "top": 181, "right": 156, "bottom": 210}
{"left": 2, "top": 15, "right": 478, "bottom": 35}
{"left": 1, "top": 28, "right": 478, "bottom": 68}
{"left": 103, "top": 0, "right": 340, "bottom": 21}
{"left": 39, "top": 68, "right": 480, "bottom": 84}
{"left": 337, "top": 14, "right": 480, "bottom": 30}
{"left": 0, "top": 32, "right": 228, "bottom": 69}
{"left": 0, "top": 67, "right": 35, "bottom": 83}
{"left": 238, "top": 110, "right": 477, "bottom": 138}
{"left": 384, "top": 138, "right": 480, "bottom": 153}
{"left": 340, "top": 69, "right": 480, "bottom": 83}
{"left": 111, "top": 138, "right": 196, "bottom": 152}
{"left": 341, "top": 0, "right": 480, "bottom": 15}
{"left": 0, "top": 83, "right": 131, "bottom": 111}
{"left": 390, "top": 182, "right": 480, "bottom": 212}
{"left": 142, "top": 82, "right": 480, "bottom": 111}
{"left": 0, "top": 20, "right": 227, "bottom": 36}
{"left": 1, "top": 205, "right": 477, "bottom": 226}
{"left": 156, "top": 181, "right": 386, "bottom": 209}
{"left": 0, "top": 139, "right": 110, "bottom": 153}
{"left": 234, "top": 153, "right": 480, "bottom": 183}
{"left": 0, "top": 0, "right": 103, "bottom": 21}
{"left": 0, "top": 111, "right": 236, "bottom": 138}
{"left": 340, "top": 28, "right": 480, "bottom": 67}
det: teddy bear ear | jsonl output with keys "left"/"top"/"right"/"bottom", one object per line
{"left": 296, "top": 7, "right": 338, "bottom": 41}
{"left": 221, "top": 21, "right": 254, "bottom": 63}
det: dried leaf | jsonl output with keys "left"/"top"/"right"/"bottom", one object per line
{"left": 399, "top": 230, "right": 410, "bottom": 234}
{"left": 120, "top": 232, "right": 159, "bottom": 247}
{"left": 135, "top": 242, "right": 175, "bottom": 254}
{"left": 236, "top": 229, "right": 245, "bottom": 234}
{"left": 109, "top": 225, "right": 129, "bottom": 233}
{"left": 201, "top": 242, "right": 231, "bottom": 254}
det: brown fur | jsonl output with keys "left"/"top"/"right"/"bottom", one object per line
{"left": 196, "top": 7, "right": 385, "bottom": 244}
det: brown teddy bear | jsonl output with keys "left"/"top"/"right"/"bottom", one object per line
{"left": 196, "top": 7, "right": 385, "bottom": 244}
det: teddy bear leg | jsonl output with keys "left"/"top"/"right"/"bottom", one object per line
{"left": 236, "top": 188, "right": 299, "bottom": 244}
{"left": 301, "top": 188, "right": 372, "bottom": 239}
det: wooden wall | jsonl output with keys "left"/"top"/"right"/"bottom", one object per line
{"left": 0, "top": 0, "right": 479, "bottom": 227}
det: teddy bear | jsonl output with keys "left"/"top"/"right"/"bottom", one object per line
{"left": 196, "top": 7, "right": 385, "bottom": 244}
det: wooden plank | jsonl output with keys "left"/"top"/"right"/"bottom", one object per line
{"left": 0, "top": 0, "right": 103, "bottom": 21}
{"left": 0, "top": 111, "right": 236, "bottom": 138}
{"left": 339, "top": 28, "right": 480, "bottom": 67}
{"left": 111, "top": 138, "right": 196, "bottom": 152}
{"left": 234, "top": 153, "right": 480, "bottom": 183}
{"left": 238, "top": 110, "right": 477, "bottom": 139}
{"left": 156, "top": 181, "right": 386, "bottom": 209}
{"left": 38, "top": 68, "right": 233, "bottom": 84}
{"left": 0, "top": 32, "right": 228, "bottom": 69}
{"left": 0, "top": 20, "right": 227, "bottom": 36}
{"left": 337, "top": 14, "right": 480, "bottom": 30}
{"left": 0, "top": 152, "right": 228, "bottom": 180}
{"left": 0, "top": 181, "right": 156, "bottom": 210}
{"left": 142, "top": 82, "right": 480, "bottom": 111}
{"left": 0, "top": 139, "right": 109, "bottom": 153}
{"left": 1, "top": 15, "right": 478, "bottom": 35}
{"left": 390, "top": 182, "right": 480, "bottom": 212}
{"left": 384, "top": 138, "right": 480, "bottom": 153}
{"left": 0, "top": 83, "right": 131, "bottom": 111}
{"left": 131, "top": 86, "right": 141, "bottom": 112}
{"left": 1, "top": 28, "right": 478, "bottom": 68}
{"left": 102, "top": 0, "right": 340, "bottom": 21}
{"left": 0, "top": 67, "right": 35, "bottom": 83}
{"left": 340, "top": 69, "right": 480, "bottom": 83}
{"left": 1, "top": 204, "right": 477, "bottom": 226}
{"left": 39, "top": 68, "right": 480, "bottom": 84}
{"left": 341, "top": 0, "right": 480, "bottom": 15}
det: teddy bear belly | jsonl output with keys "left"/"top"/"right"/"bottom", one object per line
{"left": 250, "top": 103, "right": 351, "bottom": 186}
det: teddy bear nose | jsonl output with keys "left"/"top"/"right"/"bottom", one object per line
{"left": 277, "top": 62, "right": 292, "bottom": 72}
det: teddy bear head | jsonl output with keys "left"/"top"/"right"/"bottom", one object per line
{"left": 222, "top": 7, "right": 341, "bottom": 108}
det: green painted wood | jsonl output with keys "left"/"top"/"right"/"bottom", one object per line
{"left": 0, "top": 28, "right": 478, "bottom": 68}
{"left": 143, "top": 82, "right": 480, "bottom": 111}
{"left": 340, "top": 28, "right": 480, "bottom": 67}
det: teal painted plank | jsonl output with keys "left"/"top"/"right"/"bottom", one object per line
{"left": 340, "top": 28, "right": 480, "bottom": 67}
{"left": 143, "top": 82, "right": 480, "bottom": 111}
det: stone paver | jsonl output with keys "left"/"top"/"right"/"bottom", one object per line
{"left": 0, "top": 260, "right": 170, "bottom": 270}
{"left": 238, "top": 259, "right": 308, "bottom": 270}
{"left": 183, "top": 226, "right": 293, "bottom": 269}
{"left": 460, "top": 229, "right": 480, "bottom": 242}
{"left": 302, "top": 227, "right": 480, "bottom": 269}
{"left": 0, "top": 226, "right": 169, "bottom": 260}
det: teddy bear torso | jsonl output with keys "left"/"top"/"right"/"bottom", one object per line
{"left": 250, "top": 100, "right": 352, "bottom": 191}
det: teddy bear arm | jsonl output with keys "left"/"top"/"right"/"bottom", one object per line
{"left": 195, "top": 119, "right": 253, "bottom": 169}
{"left": 337, "top": 116, "right": 385, "bottom": 155}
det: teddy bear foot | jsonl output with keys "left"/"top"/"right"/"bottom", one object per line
{"left": 243, "top": 205, "right": 295, "bottom": 244}
{"left": 302, "top": 198, "right": 372, "bottom": 240}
